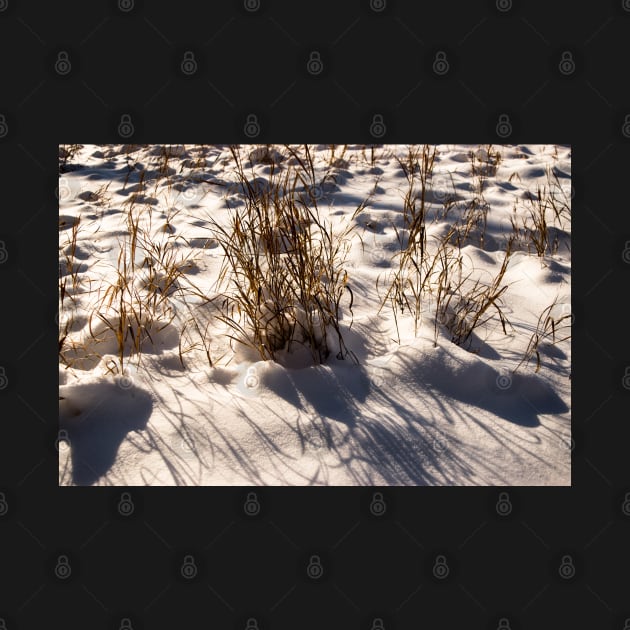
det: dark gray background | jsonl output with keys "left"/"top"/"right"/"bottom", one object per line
{"left": 0, "top": 0, "right": 628, "bottom": 628}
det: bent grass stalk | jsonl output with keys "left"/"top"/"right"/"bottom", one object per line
{"left": 379, "top": 144, "right": 437, "bottom": 341}
{"left": 514, "top": 299, "right": 571, "bottom": 374}
{"left": 209, "top": 144, "right": 359, "bottom": 364}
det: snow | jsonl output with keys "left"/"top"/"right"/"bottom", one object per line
{"left": 59, "top": 144, "right": 571, "bottom": 486}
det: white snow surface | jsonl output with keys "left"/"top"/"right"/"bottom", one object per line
{"left": 59, "top": 144, "right": 571, "bottom": 486}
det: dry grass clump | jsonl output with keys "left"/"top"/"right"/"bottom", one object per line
{"left": 434, "top": 244, "right": 513, "bottom": 348}
{"left": 59, "top": 144, "right": 83, "bottom": 173}
{"left": 448, "top": 146, "right": 501, "bottom": 250}
{"left": 514, "top": 299, "right": 571, "bottom": 373}
{"left": 59, "top": 191, "right": 200, "bottom": 373}
{"left": 86, "top": 209, "right": 178, "bottom": 373}
{"left": 509, "top": 165, "right": 571, "bottom": 257}
{"left": 378, "top": 144, "right": 437, "bottom": 338}
{"left": 59, "top": 213, "right": 85, "bottom": 365}
{"left": 378, "top": 144, "right": 515, "bottom": 350}
{"left": 209, "top": 145, "right": 360, "bottom": 365}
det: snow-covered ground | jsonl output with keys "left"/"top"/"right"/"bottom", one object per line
{"left": 58, "top": 144, "right": 571, "bottom": 486}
